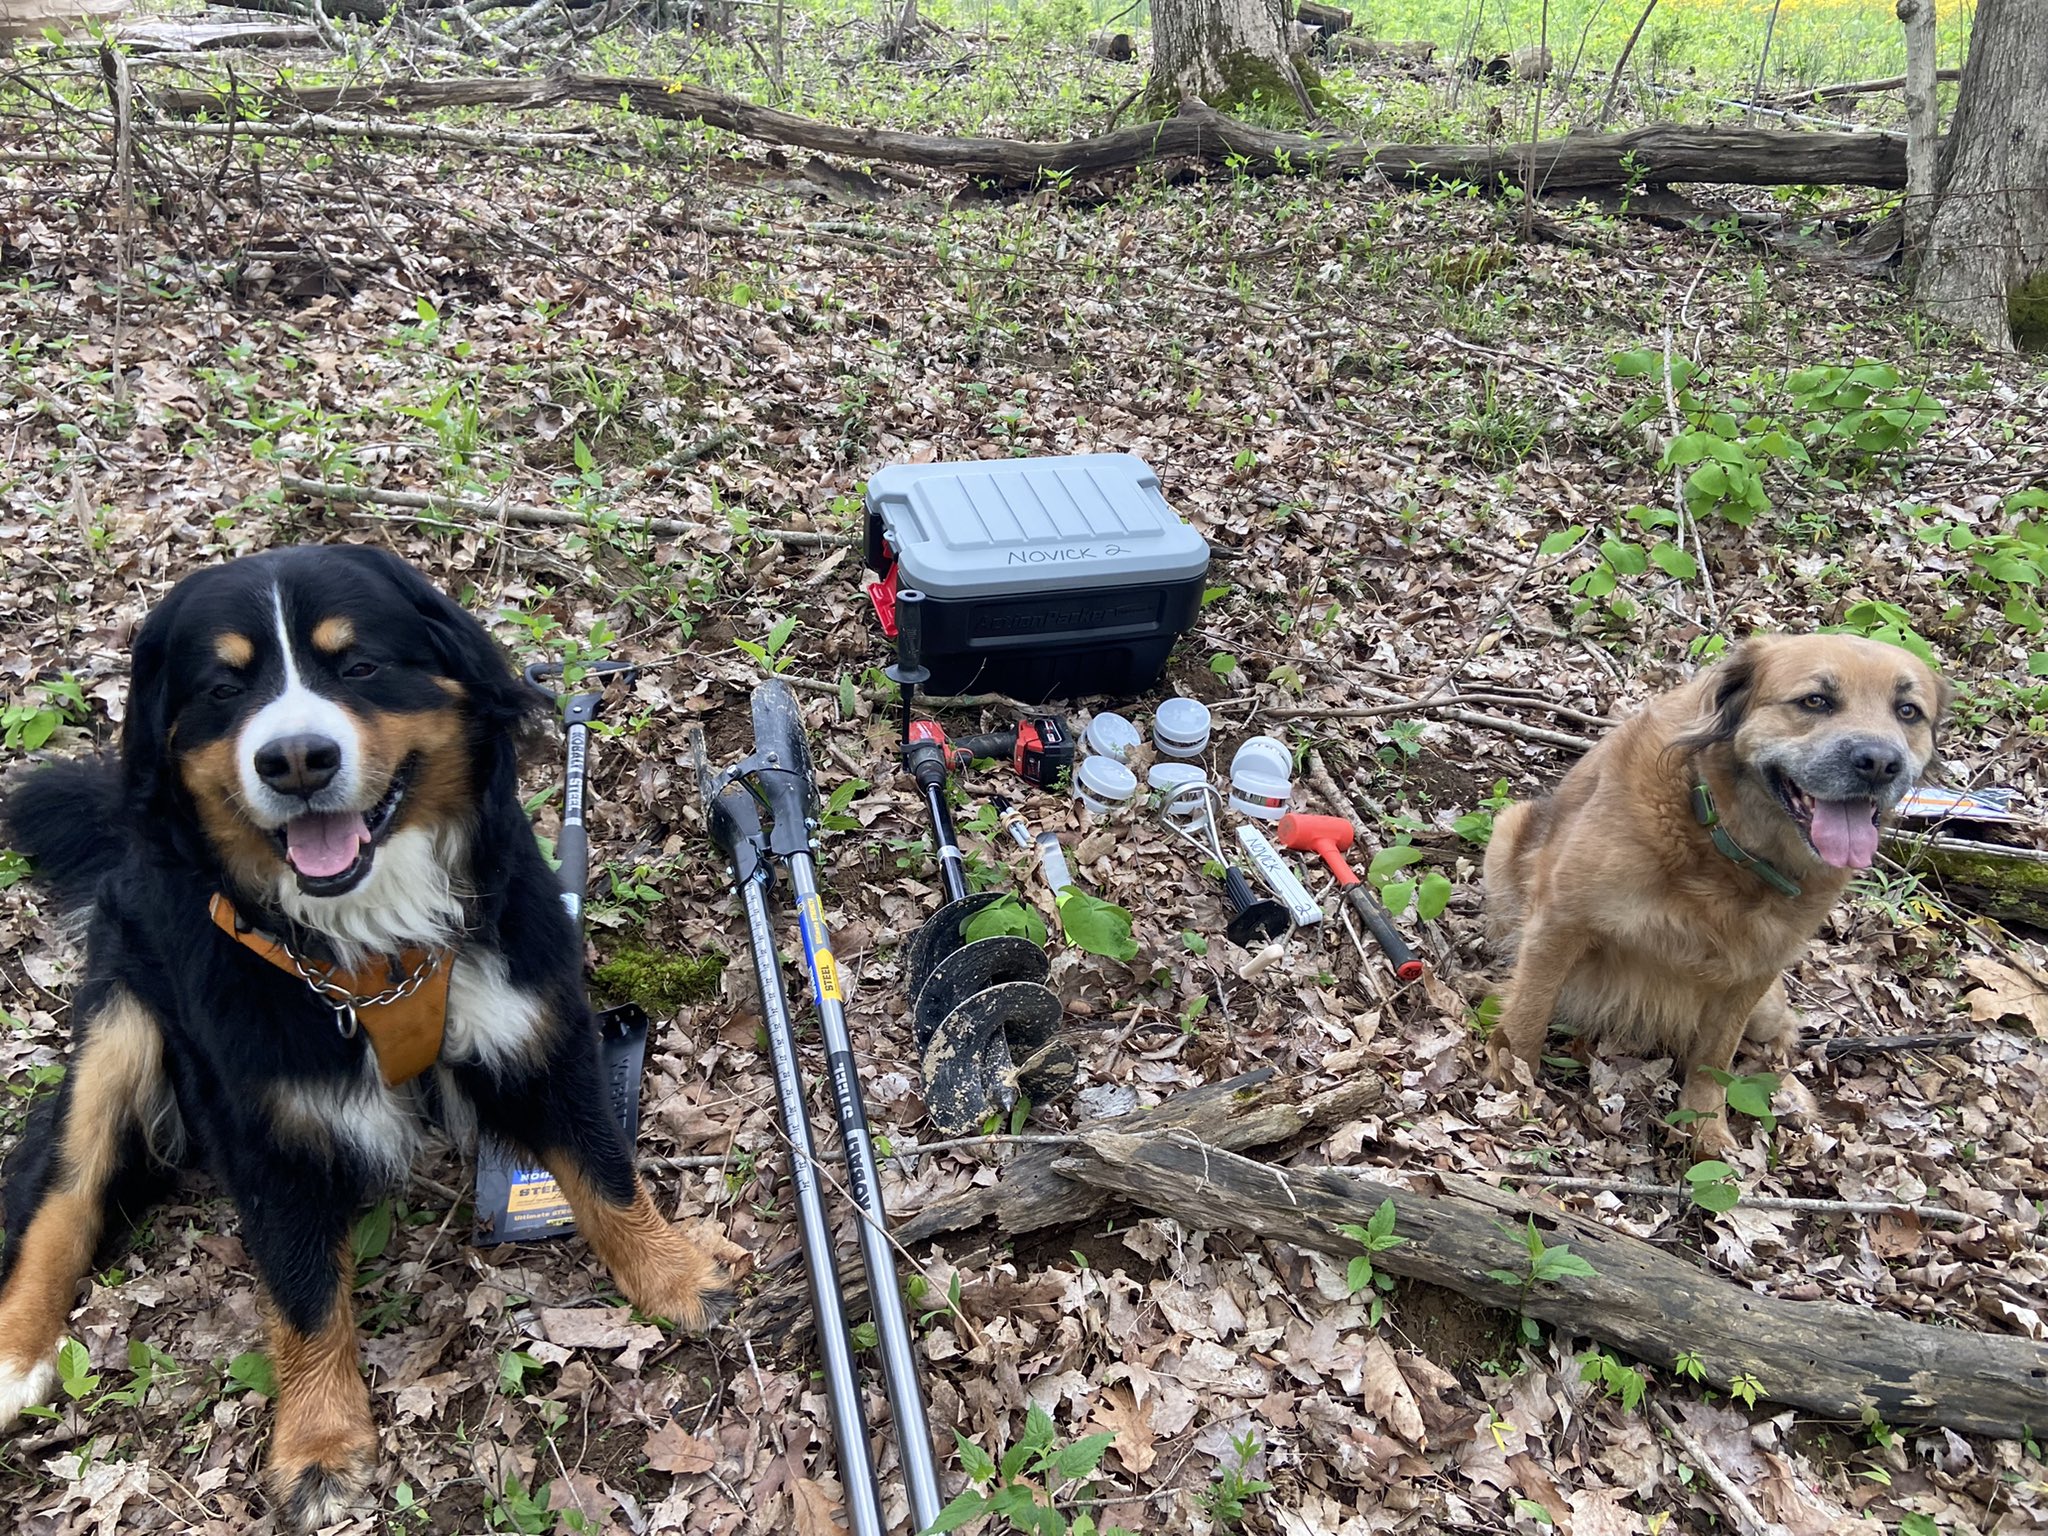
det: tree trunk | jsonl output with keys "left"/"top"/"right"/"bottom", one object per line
{"left": 1146, "top": 0, "right": 1322, "bottom": 117}
{"left": 1896, "top": 0, "right": 1939, "bottom": 260}
{"left": 1913, "top": 0, "right": 2048, "bottom": 349}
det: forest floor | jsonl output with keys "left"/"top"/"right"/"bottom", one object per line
{"left": 1, "top": 7, "right": 2046, "bottom": 1536}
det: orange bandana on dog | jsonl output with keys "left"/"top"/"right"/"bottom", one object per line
{"left": 208, "top": 893, "right": 450, "bottom": 1086}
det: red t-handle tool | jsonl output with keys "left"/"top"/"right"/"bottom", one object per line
{"left": 1276, "top": 812, "right": 1426, "bottom": 981}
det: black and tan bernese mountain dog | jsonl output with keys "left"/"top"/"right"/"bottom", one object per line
{"left": 0, "top": 545, "right": 732, "bottom": 1529}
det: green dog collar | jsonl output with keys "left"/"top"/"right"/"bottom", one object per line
{"left": 1690, "top": 780, "right": 1803, "bottom": 898}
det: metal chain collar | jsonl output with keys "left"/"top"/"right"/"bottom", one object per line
{"left": 285, "top": 942, "right": 443, "bottom": 1039}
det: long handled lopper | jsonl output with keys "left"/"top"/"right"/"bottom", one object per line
{"left": 706, "top": 680, "right": 942, "bottom": 1534}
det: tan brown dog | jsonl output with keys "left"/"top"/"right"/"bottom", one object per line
{"left": 1484, "top": 634, "right": 1949, "bottom": 1153}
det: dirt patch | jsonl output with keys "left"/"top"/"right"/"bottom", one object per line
{"left": 1387, "top": 1277, "right": 1516, "bottom": 1373}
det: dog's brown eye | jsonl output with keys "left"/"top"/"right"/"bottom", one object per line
{"left": 210, "top": 682, "right": 242, "bottom": 701}
{"left": 1800, "top": 693, "right": 1833, "bottom": 712}
{"left": 342, "top": 660, "right": 378, "bottom": 680}
{"left": 1897, "top": 702, "right": 1922, "bottom": 723}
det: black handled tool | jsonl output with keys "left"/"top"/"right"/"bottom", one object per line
{"left": 524, "top": 659, "right": 638, "bottom": 922}
{"left": 478, "top": 659, "right": 647, "bottom": 1243}
{"left": 712, "top": 681, "right": 943, "bottom": 1534}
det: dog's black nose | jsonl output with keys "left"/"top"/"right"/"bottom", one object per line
{"left": 255, "top": 733, "right": 342, "bottom": 797}
{"left": 1848, "top": 739, "right": 1904, "bottom": 787}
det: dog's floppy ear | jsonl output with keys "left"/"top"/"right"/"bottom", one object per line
{"left": 339, "top": 545, "right": 545, "bottom": 810}
{"left": 1672, "top": 636, "right": 1770, "bottom": 756}
{"left": 119, "top": 594, "right": 179, "bottom": 817}
{"left": 340, "top": 545, "right": 541, "bottom": 725}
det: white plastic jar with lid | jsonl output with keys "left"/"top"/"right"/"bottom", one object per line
{"left": 1074, "top": 755, "right": 1139, "bottom": 815}
{"left": 1230, "top": 735, "right": 1292, "bottom": 781}
{"left": 1147, "top": 761, "right": 1208, "bottom": 823}
{"left": 1152, "top": 697, "right": 1212, "bottom": 759}
{"left": 1081, "top": 711, "right": 1142, "bottom": 763}
{"left": 1228, "top": 736, "right": 1294, "bottom": 822}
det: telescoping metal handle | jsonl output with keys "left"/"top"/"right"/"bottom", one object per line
{"left": 526, "top": 660, "right": 637, "bottom": 919}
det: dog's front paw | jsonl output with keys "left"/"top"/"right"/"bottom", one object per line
{"left": 0, "top": 1353, "right": 58, "bottom": 1432}
{"left": 1688, "top": 1113, "right": 1738, "bottom": 1160}
{"left": 267, "top": 1422, "right": 377, "bottom": 1532}
{"left": 627, "top": 1230, "right": 738, "bottom": 1333}
{"left": 1483, "top": 1029, "right": 1534, "bottom": 1088}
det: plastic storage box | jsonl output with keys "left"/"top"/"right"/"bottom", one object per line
{"left": 864, "top": 454, "right": 1211, "bottom": 700}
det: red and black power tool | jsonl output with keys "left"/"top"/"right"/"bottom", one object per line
{"left": 909, "top": 716, "right": 1074, "bottom": 790}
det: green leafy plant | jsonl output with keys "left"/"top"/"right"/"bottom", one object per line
{"left": 820, "top": 777, "right": 869, "bottom": 834}
{"left": 1784, "top": 362, "right": 1944, "bottom": 466}
{"left": 1684, "top": 1160, "right": 1742, "bottom": 1214}
{"left": 1898, "top": 1515, "right": 1943, "bottom": 1536}
{"left": 227, "top": 1350, "right": 277, "bottom": 1398}
{"left": 1706, "top": 1069, "right": 1780, "bottom": 1133}
{"left": 1674, "top": 1348, "right": 1706, "bottom": 1383}
{"left": 1058, "top": 889, "right": 1137, "bottom": 962}
{"left": 1366, "top": 842, "right": 1452, "bottom": 922}
{"left": 1729, "top": 1371, "right": 1764, "bottom": 1409}
{"left": 56, "top": 1338, "right": 99, "bottom": 1400}
{"left": 1338, "top": 1198, "right": 1404, "bottom": 1325}
{"left": 1912, "top": 490, "right": 2048, "bottom": 641}
{"left": 1451, "top": 779, "right": 1513, "bottom": 845}
{"left": 734, "top": 615, "right": 799, "bottom": 674}
{"left": 1579, "top": 1350, "right": 1648, "bottom": 1412}
{"left": 2, "top": 673, "right": 89, "bottom": 751}
{"left": 927, "top": 1403, "right": 1134, "bottom": 1536}
{"left": 966, "top": 893, "right": 1050, "bottom": 948}
{"left": 1830, "top": 597, "right": 1939, "bottom": 668}
{"left": 487, "top": 1472, "right": 555, "bottom": 1534}
{"left": 1489, "top": 1218, "right": 1598, "bottom": 1339}
{"left": 496, "top": 1349, "right": 545, "bottom": 1396}
{"left": 1197, "top": 1432, "right": 1273, "bottom": 1530}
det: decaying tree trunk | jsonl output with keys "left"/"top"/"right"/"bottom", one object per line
{"left": 1145, "top": 0, "right": 1322, "bottom": 117}
{"left": 1051, "top": 1132, "right": 2048, "bottom": 1440}
{"left": 1293, "top": 0, "right": 1350, "bottom": 40}
{"left": 1088, "top": 27, "right": 1134, "bottom": 61}
{"left": 1913, "top": 0, "right": 2048, "bottom": 348}
{"left": 737, "top": 1068, "right": 1382, "bottom": 1337}
{"left": 153, "top": 77, "right": 1912, "bottom": 193}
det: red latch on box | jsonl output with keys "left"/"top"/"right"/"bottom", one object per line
{"left": 866, "top": 558, "right": 901, "bottom": 639}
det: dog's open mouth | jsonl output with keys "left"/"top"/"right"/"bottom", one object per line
{"left": 277, "top": 756, "right": 416, "bottom": 895}
{"left": 1769, "top": 770, "right": 1880, "bottom": 871}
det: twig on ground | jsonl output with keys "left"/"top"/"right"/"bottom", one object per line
{"left": 280, "top": 474, "right": 856, "bottom": 548}
{"left": 1649, "top": 1400, "right": 1789, "bottom": 1536}
{"left": 1306, "top": 747, "right": 1369, "bottom": 835}
{"left": 638, "top": 1153, "right": 730, "bottom": 1172}
{"left": 1267, "top": 693, "right": 1615, "bottom": 729}
{"left": 1821, "top": 1031, "right": 1988, "bottom": 1059}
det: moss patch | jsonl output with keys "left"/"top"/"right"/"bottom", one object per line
{"left": 592, "top": 945, "right": 727, "bottom": 1014}
{"left": 2010, "top": 269, "right": 2048, "bottom": 352}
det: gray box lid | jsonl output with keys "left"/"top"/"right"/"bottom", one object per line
{"left": 868, "top": 454, "right": 1210, "bottom": 599}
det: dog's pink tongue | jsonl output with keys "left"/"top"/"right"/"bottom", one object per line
{"left": 1810, "top": 799, "right": 1880, "bottom": 869}
{"left": 285, "top": 812, "right": 369, "bottom": 878}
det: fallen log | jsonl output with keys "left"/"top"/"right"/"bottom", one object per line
{"left": 1774, "top": 68, "right": 1961, "bottom": 108}
{"left": 736, "top": 1068, "right": 1382, "bottom": 1337}
{"left": 1328, "top": 35, "right": 1435, "bottom": 65}
{"left": 117, "top": 17, "right": 322, "bottom": 49}
{"left": 1293, "top": 0, "right": 1351, "bottom": 39}
{"left": 150, "top": 75, "right": 1909, "bottom": 190}
{"left": 1050, "top": 1132, "right": 2048, "bottom": 1441}
{"left": 1087, "top": 27, "right": 1133, "bottom": 62}
{"left": 1884, "top": 831, "right": 2048, "bottom": 928}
